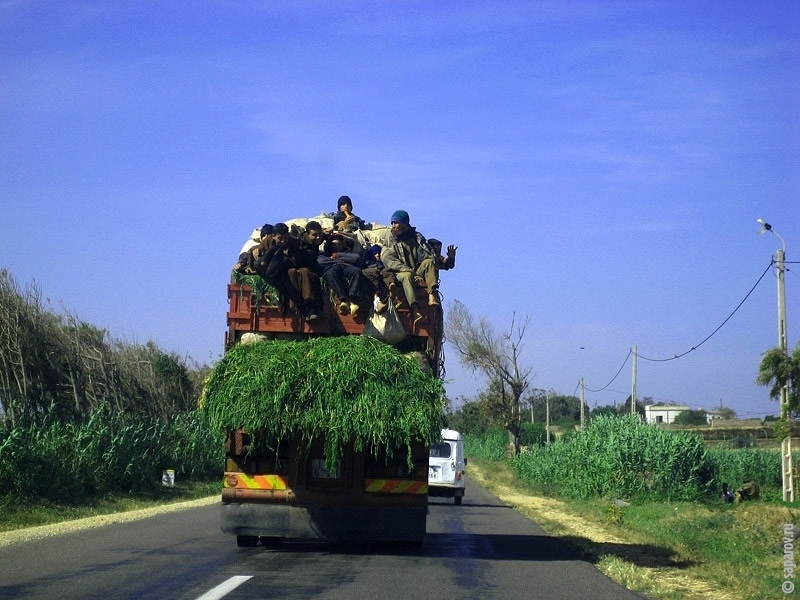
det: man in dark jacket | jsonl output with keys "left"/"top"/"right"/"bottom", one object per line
{"left": 256, "top": 222, "right": 323, "bottom": 321}
{"left": 332, "top": 195, "right": 370, "bottom": 233}
{"left": 317, "top": 233, "right": 368, "bottom": 315}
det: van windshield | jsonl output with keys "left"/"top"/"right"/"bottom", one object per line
{"left": 429, "top": 442, "right": 452, "bottom": 458}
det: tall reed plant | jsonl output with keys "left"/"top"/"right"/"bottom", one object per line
{"left": 706, "top": 446, "right": 782, "bottom": 493}
{"left": 464, "top": 428, "right": 508, "bottom": 461}
{"left": 0, "top": 403, "right": 222, "bottom": 503}
{"left": 510, "top": 415, "right": 716, "bottom": 501}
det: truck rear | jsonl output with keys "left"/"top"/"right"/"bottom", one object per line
{"left": 204, "top": 225, "right": 446, "bottom": 546}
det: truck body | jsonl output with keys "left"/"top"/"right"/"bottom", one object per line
{"left": 221, "top": 253, "right": 444, "bottom": 546}
{"left": 427, "top": 428, "right": 467, "bottom": 505}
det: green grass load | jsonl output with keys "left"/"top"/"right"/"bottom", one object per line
{"left": 201, "top": 336, "right": 445, "bottom": 470}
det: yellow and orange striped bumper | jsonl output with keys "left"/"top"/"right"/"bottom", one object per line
{"left": 223, "top": 472, "right": 289, "bottom": 490}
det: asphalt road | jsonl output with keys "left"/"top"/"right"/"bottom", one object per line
{"left": 0, "top": 481, "right": 645, "bottom": 600}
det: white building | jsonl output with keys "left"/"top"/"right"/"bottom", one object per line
{"left": 645, "top": 404, "right": 690, "bottom": 425}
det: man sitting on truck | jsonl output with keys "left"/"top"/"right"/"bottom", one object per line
{"left": 255, "top": 222, "right": 323, "bottom": 321}
{"left": 426, "top": 238, "right": 457, "bottom": 271}
{"left": 332, "top": 195, "right": 370, "bottom": 233}
{"left": 380, "top": 210, "right": 441, "bottom": 315}
{"left": 233, "top": 224, "right": 274, "bottom": 275}
{"left": 317, "top": 232, "right": 368, "bottom": 315}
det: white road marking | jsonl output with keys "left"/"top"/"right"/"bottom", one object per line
{"left": 194, "top": 576, "right": 253, "bottom": 600}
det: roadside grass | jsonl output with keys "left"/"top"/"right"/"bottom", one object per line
{"left": 469, "top": 458, "right": 797, "bottom": 600}
{"left": 0, "top": 480, "right": 220, "bottom": 532}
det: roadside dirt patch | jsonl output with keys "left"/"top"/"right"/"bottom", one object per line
{"left": 468, "top": 462, "right": 736, "bottom": 600}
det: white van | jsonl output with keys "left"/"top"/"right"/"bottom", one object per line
{"left": 428, "top": 428, "right": 467, "bottom": 505}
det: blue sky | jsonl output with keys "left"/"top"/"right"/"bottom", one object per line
{"left": 1, "top": 1, "right": 798, "bottom": 418}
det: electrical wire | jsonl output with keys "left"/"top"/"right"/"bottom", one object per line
{"left": 637, "top": 260, "right": 773, "bottom": 362}
{"left": 581, "top": 259, "right": 776, "bottom": 396}
{"left": 584, "top": 349, "right": 632, "bottom": 393}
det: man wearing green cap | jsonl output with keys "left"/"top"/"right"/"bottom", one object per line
{"left": 380, "top": 210, "right": 440, "bottom": 314}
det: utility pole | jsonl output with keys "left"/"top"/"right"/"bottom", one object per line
{"left": 777, "top": 243, "right": 792, "bottom": 502}
{"left": 758, "top": 218, "right": 792, "bottom": 502}
{"left": 631, "top": 344, "right": 638, "bottom": 416}
{"left": 546, "top": 391, "right": 551, "bottom": 445}
{"left": 580, "top": 377, "right": 585, "bottom": 430}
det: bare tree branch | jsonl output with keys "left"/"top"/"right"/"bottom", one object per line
{"left": 445, "top": 299, "right": 534, "bottom": 454}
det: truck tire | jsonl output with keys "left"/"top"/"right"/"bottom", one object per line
{"left": 454, "top": 496, "right": 462, "bottom": 505}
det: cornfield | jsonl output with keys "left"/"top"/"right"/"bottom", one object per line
{"left": 468, "top": 416, "right": 787, "bottom": 502}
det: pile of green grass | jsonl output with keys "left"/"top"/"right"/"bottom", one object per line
{"left": 201, "top": 336, "right": 445, "bottom": 470}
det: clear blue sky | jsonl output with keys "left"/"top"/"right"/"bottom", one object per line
{"left": 2, "top": 1, "right": 798, "bottom": 419}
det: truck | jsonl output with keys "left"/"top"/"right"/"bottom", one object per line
{"left": 427, "top": 428, "right": 467, "bottom": 505}
{"left": 204, "top": 219, "right": 447, "bottom": 547}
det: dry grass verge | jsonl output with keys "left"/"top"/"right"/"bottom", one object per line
{"left": 468, "top": 458, "right": 746, "bottom": 600}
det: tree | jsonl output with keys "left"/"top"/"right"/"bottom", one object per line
{"left": 445, "top": 300, "right": 532, "bottom": 455}
{"left": 590, "top": 405, "right": 619, "bottom": 419}
{"left": 524, "top": 389, "right": 586, "bottom": 426}
{"left": 716, "top": 407, "right": 737, "bottom": 420}
{"left": 757, "top": 343, "right": 800, "bottom": 416}
{"left": 445, "top": 397, "right": 495, "bottom": 436}
{"left": 674, "top": 409, "right": 708, "bottom": 426}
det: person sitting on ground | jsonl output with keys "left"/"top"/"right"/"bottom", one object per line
{"left": 332, "top": 195, "right": 370, "bottom": 233}
{"left": 720, "top": 482, "right": 734, "bottom": 503}
{"left": 379, "top": 210, "right": 440, "bottom": 317}
{"left": 427, "top": 238, "right": 458, "bottom": 271}
{"left": 317, "top": 233, "right": 368, "bottom": 315}
{"left": 255, "top": 222, "right": 323, "bottom": 322}
{"left": 734, "top": 480, "right": 760, "bottom": 503}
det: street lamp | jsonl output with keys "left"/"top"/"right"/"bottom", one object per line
{"left": 758, "top": 218, "right": 792, "bottom": 502}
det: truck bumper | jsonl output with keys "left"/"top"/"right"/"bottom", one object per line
{"left": 221, "top": 501, "right": 427, "bottom": 543}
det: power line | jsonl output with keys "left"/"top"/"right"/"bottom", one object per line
{"left": 584, "top": 349, "right": 632, "bottom": 393}
{"left": 638, "top": 261, "right": 773, "bottom": 362}
{"left": 582, "top": 260, "right": 776, "bottom": 399}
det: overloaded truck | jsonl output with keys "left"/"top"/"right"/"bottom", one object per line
{"left": 201, "top": 217, "right": 447, "bottom": 547}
